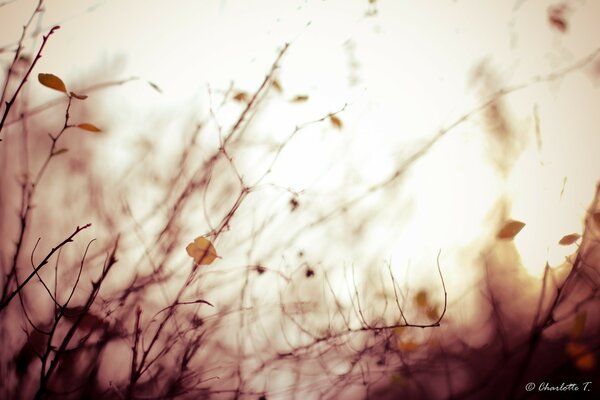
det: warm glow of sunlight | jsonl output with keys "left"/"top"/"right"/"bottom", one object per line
{"left": 1, "top": 1, "right": 599, "bottom": 398}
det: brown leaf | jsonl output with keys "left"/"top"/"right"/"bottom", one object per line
{"left": 558, "top": 233, "right": 581, "bottom": 246}
{"left": 38, "top": 73, "right": 68, "bottom": 94}
{"left": 52, "top": 148, "right": 68, "bottom": 156}
{"left": 292, "top": 95, "right": 309, "bottom": 103}
{"left": 329, "top": 114, "right": 343, "bottom": 130}
{"left": 77, "top": 123, "right": 102, "bottom": 132}
{"left": 548, "top": 5, "right": 568, "bottom": 33}
{"left": 233, "top": 92, "right": 249, "bottom": 102}
{"left": 497, "top": 220, "right": 526, "bottom": 240}
{"left": 414, "top": 290, "right": 428, "bottom": 308}
{"left": 271, "top": 79, "right": 283, "bottom": 93}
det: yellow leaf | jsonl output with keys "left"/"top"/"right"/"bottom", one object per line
{"left": 414, "top": 290, "right": 428, "bottom": 308}
{"left": 77, "top": 123, "right": 102, "bottom": 132}
{"left": 329, "top": 114, "right": 343, "bottom": 130}
{"left": 497, "top": 220, "right": 526, "bottom": 240}
{"left": 186, "top": 236, "right": 218, "bottom": 265}
{"left": 559, "top": 233, "right": 581, "bottom": 246}
{"left": 566, "top": 342, "right": 596, "bottom": 371}
{"left": 38, "top": 73, "right": 67, "bottom": 94}
{"left": 570, "top": 312, "right": 586, "bottom": 339}
{"left": 292, "top": 95, "right": 309, "bottom": 103}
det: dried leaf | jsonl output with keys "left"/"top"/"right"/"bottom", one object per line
{"left": 548, "top": 5, "right": 568, "bottom": 32}
{"left": 271, "top": 79, "right": 283, "bottom": 93}
{"left": 414, "top": 290, "right": 428, "bottom": 308}
{"left": 497, "top": 220, "right": 526, "bottom": 240}
{"left": 329, "top": 114, "right": 343, "bottom": 130}
{"left": 397, "top": 340, "right": 419, "bottom": 352}
{"left": 77, "top": 123, "right": 102, "bottom": 132}
{"left": 566, "top": 342, "right": 596, "bottom": 371}
{"left": 558, "top": 233, "right": 581, "bottom": 246}
{"left": 70, "top": 91, "right": 87, "bottom": 100}
{"left": 570, "top": 312, "right": 586, "bottom": 339}
{"left": 148, "top": 81, "right": 162, "bottom": 93}
{"left": 292, "top": 95, "right": 309, "bottom": 103}
{"left": 52, "top": 148, "right": 68, "bottom": 156}
{"left": 38, "top": 73, "right": 68, "bottom": 94}
{"left": 233, "top": 92, "right": 249, "bottom": 102}
{"left": 186, "top": 236, "right": 218, "bottom": 265}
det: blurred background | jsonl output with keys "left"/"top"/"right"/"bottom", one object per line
{"left": 1, "top": 0, "right": 599, "bottom": 399}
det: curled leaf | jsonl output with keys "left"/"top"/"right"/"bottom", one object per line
{"left": 329, "top": 114, "right": 343, "bottom": 130}
{"left": 292, "top": 95, "right": 309, "bottom": 103}
{"left": 558, "top": 233, "right": 581, "bottom": 246}
{"left": 186, "top": 236, "right": 218, "bottom": 265}
{"left": 38, "top": 73, "right": 68, "bottom": 94}
{"left": 497, "top": 220, "right": 526, "bottom": 240}
{"left": 77, "top": 123, "right": 102, "bottom": 133}
{"left": 70, "top": 91, "right": 88, "bottom": 100}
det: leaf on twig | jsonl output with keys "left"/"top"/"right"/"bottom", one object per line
{"left": 186, "top": 236, "right": 218, "bottom": 265}
{"left": 52, "top": 148, "right": 68, "bottom": 156}
{"left": 558, "top": 233, "right": 581, "bottom": 246}
{"left": 329, "top": 114, "right": 343, "bottom": 130}
{"left": 497, "top": 220, "right": 526, "bottom": 240}
{"left": 77, "top": 123, "right": 102, "bottom": 132}
{"left": 271, "top": 79, "right": 283, "bottom": 93}
{"left": 38, "top": 73, "right": 68, "bottom": 94}
{"left": 233, "top": 92, "right": 249, "bottom": 103}
{"left": 291, "top": 95, "right": 309, "bottom": 103}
